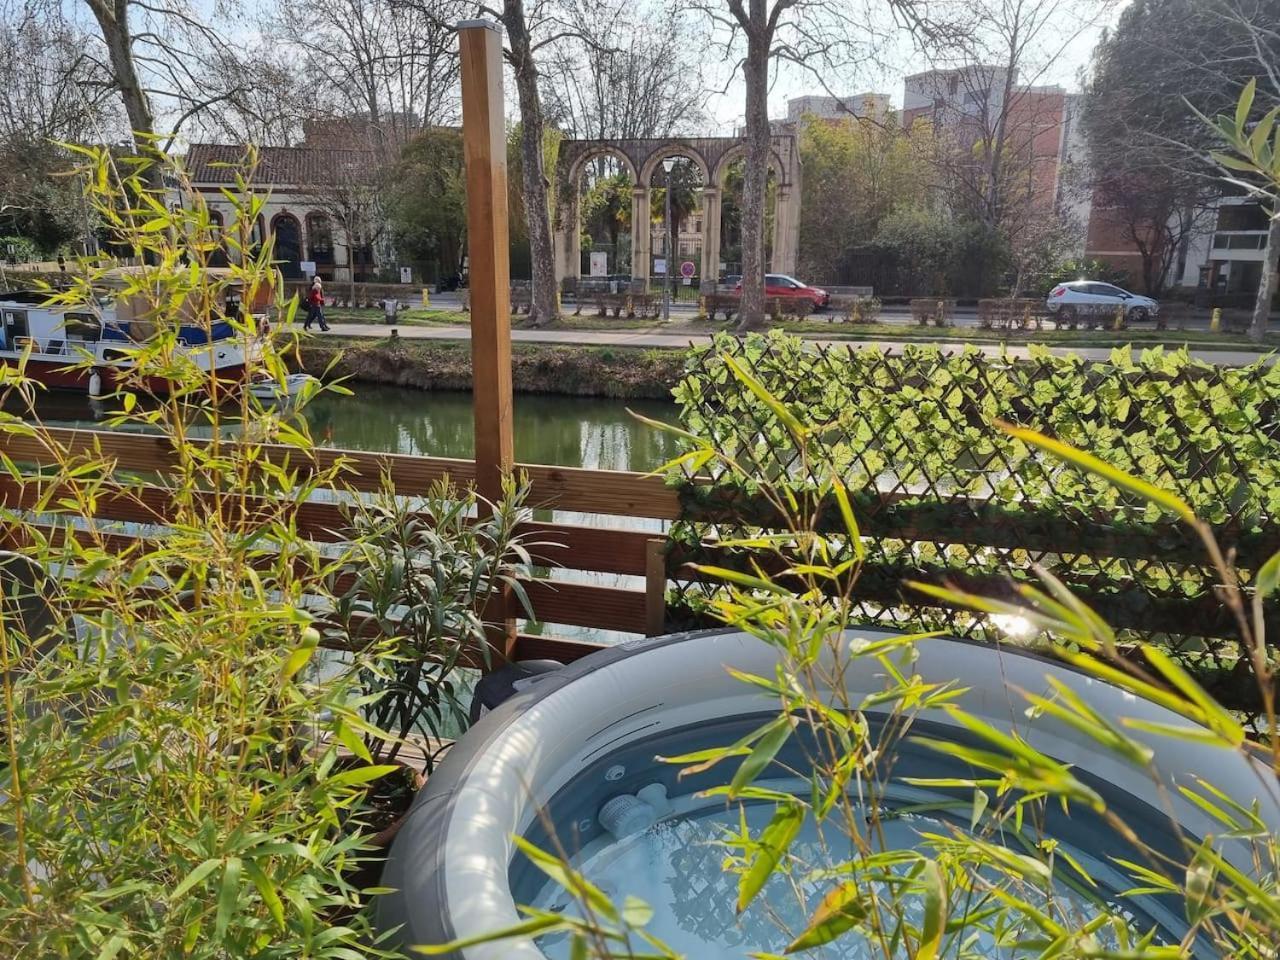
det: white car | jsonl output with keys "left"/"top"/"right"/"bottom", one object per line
{"left": 1046, "top": 281, "right": 1159, "bottom": 323}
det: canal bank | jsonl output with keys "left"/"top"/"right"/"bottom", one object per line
{"left": 295, "top": 337, "right": 685, "bottom": 400}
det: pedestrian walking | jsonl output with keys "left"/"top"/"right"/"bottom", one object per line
{"left": 304, "top": 276, "right": 329, "bottom": 331}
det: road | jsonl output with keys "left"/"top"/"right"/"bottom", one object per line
{"left": 300, "top": 320, "right": 1275, "bottom": 367}
{"left": 419, "top": 290, "right": 1254, "bottom": 332}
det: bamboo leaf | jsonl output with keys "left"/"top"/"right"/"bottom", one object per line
{"left": 729, "top": 715, "right": 793, "bottom": 798}
{"left": 1236, "top": 78, "right": 1257, "bottom": 133}
{"left": 738, "top": 802, "right": 805, "bottom": 914}
{"left": 917, "top": 861, "right": 947, "bottom": 960}
{"left": 412, "top": 914, "right": 568, "bottom": 954}
{"left": 722, "top": 353, "right": 808, "bottom": 441}
{"left": 213, "top": 857, "right": 242, "bottom": 942}
{"left": 1255, "top": 549, "right": 1280, "bottom": 600}
{"left": 784, "top": 881, "right": 867, "bottom": 952}
{"left": 171, "top": 858, "right": 221, "bottom": 900}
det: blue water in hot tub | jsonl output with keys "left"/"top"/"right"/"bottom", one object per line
{"left": 515, "top": 717, "right": 1191, "bottom": 959}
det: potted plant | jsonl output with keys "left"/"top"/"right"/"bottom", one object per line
{"left": 328, "top": 475, "right": 538, "bottom": 858}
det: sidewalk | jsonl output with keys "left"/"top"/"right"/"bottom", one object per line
{"left": 296, "top": 321, "right": 1276, "bottom": 367}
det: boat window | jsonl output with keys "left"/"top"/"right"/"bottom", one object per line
{"left": 63, "top": 313, "right": 102, "bottom": 341}
{"left": 3, "top": 309, "right": 28, "bottom": 342}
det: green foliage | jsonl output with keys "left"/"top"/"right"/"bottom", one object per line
{"left": 387, "top": 129, "right": 466, "bottom": 278}
{"left": 871, "top": 208, "right": 1009, "bottom": 297}
{"left": 332, "top": 476, "right": 537, "bottom": 772}
{"left": 0, "top": 140, "right": 87, "bottom": 255}
{"left": 665, "top": 333, "right": 1280, "bottom": 677}
{"left": 415, "top": 331, "right": 1280, "bottom": 960}
{"left": 0, "top": 149, "right": 403, "bottom": 958}
{"left": 796, "top": 116, "right": 935, "bottom": 283}
{"left": 1039, "top": 256, "right": 1132, "bottom": 294}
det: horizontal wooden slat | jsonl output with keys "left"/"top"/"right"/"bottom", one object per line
{"left": 0, "top": 426, "right": 678, "bottom": 519}
{"left": 521, "top": 578, "right": 647, "bottom": 634}
{"left": 0, "top": 477, "right": 661, "bottom": 577}
{"left": 521, "top": 521, "right": 657, "bottom": 577}
{"left": 514, "top": 632, "right": 607, "bottom": 663}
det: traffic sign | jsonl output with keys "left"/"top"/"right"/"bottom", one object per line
{"left": 680, "top": 260, "right": 696, "bottom": 278}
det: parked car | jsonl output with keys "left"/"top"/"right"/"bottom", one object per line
{"left": 1046, "top": 281, "right": 1159, "bottom": 322}
{"left": 734, "top": 274, "right": 831, "bottom": 310}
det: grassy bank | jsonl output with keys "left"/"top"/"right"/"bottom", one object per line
{"left": 294, "top": 336, "right": 683, "bottom": 399}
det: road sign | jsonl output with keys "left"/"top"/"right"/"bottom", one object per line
{"left": 680, "top": 260, "right": 696, "bottom": 278}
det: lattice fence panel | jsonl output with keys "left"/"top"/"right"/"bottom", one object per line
{"left": 666, "top": 333, "right": 1280, "bottom": 717}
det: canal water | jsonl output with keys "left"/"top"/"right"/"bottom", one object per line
{"left": 30, "top": 383, "right": 680, "bottom": 474}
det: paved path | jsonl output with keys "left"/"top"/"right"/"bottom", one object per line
{"left": 300, "top": 321, "right": 1275, "bottom": 367}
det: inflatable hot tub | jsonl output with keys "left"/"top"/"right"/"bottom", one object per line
{"left": 378, "top": 627, "right": 1280, "bottom": 958}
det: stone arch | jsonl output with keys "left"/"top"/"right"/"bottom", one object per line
{"left": 557, "top": 145, "right": 641, "bottom": 283}
{"left": 637, "top": 144, "right": 711, "bottom": 186}
{"left": 552, "top": 132, "right": 800, "bottom": 290}
{"left": 711, "top": 141, "right": 802, "bottom": 277}
{"left": 710, "top": 144, "right": 789, "bottom": 189}
{"left": 564, "top": 145, "right": 639, "bottom": 190}
{"left": 270, "top": 212, "right": 303, "bottom": 279}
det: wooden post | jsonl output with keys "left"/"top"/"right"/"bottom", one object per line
{"left": 460, "top": 19, "right": 516, "bottom": 660}
{"left": 645, "top": 539, "right": 666, "bottom": 637}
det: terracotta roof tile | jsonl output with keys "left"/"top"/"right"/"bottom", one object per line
{"left": 183, "top": 143, "right": 378, "bottom": 186}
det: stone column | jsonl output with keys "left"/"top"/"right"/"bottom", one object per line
{"left": 699, "top": 187, "right": 721, "bottom": 293}
{"left": 554, "top": 192, "right": 580, "bottom": 286}
{"left": 771, "top": 186, "right": 800, "bottom": 276}
{"left": 630, "top": 185, "right": 651, "bottom": 292}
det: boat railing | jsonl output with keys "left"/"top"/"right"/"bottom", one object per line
{"left": 12, "top": 335, "right": 99, "bottom": 357}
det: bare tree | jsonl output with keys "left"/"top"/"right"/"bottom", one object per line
{"left": 908, "top": 0, "right": 1115, "bottom": 295}
{"left": 267, "top": 0, "right": 467, "bottom": 156}
{"left": 1085, "top": 0, "right": 1279, "bottom": 322}
{"left": 541, "top": 2, "right": 707, "bottom": 140}
{"left": 693, "top": 0, "right": 941, "bottom": 330}
{"left": 0, "top": 4, "right": 117, "bottom": 251}
{"left": 79, "top": 0, "right": 251, "bottom": 163}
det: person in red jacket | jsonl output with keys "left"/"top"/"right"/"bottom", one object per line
{"left": 304, "top": 276, "right": 330, "bottom": 331}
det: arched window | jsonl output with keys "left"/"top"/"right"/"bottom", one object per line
{"left": 271, "top": 213, "right": 303, "bottom": 279}
{"left": 207, "top": 209, "right": 228, "bottom": 267}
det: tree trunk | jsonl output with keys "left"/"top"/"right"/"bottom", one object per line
{"left": 734, "top": 7, "right": 770, "bottom": 333}
{"left": 1250, "top": 211, "right": 1280, "bottom": 343}
{"left": 87, "top": 0, "right": 162, "bottom": 195}
{"left": 504, "top": 0, "right": 558, "bottom": 327}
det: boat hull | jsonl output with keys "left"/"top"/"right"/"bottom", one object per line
{"left": 0, "top": 340, "right": 260, "bottom": 396}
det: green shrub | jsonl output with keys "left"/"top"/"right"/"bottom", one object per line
{"left": 0, "top": 148, "right": 395, "bottom": 958}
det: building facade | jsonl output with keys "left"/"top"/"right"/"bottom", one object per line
{"left": 174, "top": 119, "right": 401, "bottom": 283}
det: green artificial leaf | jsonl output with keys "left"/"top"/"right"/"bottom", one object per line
{"left": 994, "top": 419, "right": 1196, "bottom": 524}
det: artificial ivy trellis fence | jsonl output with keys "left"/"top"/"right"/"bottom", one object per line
{"left": 663, "top": 333, "right": 1280, "bottom": 720}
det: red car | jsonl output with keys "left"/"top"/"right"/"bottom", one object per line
{"left": 735, "top": 274, "right": 830, "bottom": 311}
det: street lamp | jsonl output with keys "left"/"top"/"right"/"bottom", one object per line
{"left": 662, "top": 156, "right": 675, "bottom": 323}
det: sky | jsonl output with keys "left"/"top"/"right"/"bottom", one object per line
{"left": 700, "top": 0, "right": 1132, "bottom": 134}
